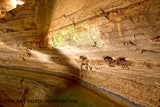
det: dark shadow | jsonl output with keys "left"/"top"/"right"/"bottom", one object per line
{"left": 34, "top": 0, "right": 80, "bottom": 77}
{"left": 0, "top": 0, "right": 81, "bottom": 77}
{"left": 33, "top": 47, "right": 80, "bottom": 77}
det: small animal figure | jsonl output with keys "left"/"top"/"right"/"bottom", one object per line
{"left": 25, "top": 49, "right": 32, "bottom": 57}
{"left": 104, "top": 56, "right": 116, "bottom": 67}
{"left": 0, "top": 7, "right": 7, "bottom": 19}
{"left": 123, "top": 41, "right": 136, "bottom": 46}
{"left": 89, "top": 66, "right": 92, "bottom": 71}
{"left": 79, "top": 56, "right": 89, "bottom": 71}
{"left": 19, "top": 78, "right": 24, "bottom": 87}
{"left": 6, "top": 29, "right": 14, "bottom": 33}
{"left": 117, "top": 57, "right": 129, "bottom": 70}
{"left": 151, "top": 35, "right": 160, "bottom": 43}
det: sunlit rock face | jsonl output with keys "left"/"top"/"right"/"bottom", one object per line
{"left": 0, "top": 0, "right": 40, "bottom": 48}
{"left": 0, "top": 0, "right": 160, "bottom": 107}
{"left": 0, "top": 0, "right": 17, "bottom": 10}
{"left": 46, "top": 0, "right": 160, "bottom": 106}
{"left": 0, "top": 0, "right": 24, "bottom": 18}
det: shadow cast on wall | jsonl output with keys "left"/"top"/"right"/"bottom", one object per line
{"left": 0, "top": 0, "right": 81, "bottom": 77}
{"left": 35, "top": 0, "right": 80, "bottom": 77}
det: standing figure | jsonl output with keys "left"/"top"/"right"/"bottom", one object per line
{"left": 79, "top": 56, "right": 89, "bottom": 71}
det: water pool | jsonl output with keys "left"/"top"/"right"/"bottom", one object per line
{"left": 0, "top": 66, "right": 125, "bottom": 107}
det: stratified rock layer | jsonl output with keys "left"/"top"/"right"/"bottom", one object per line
{"left": 0, "top": 0, "right": 160, "bottom": 106}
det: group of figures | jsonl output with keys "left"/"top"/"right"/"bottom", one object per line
{"left": 104, "top": 56, "right": 130, "bottom": 70}
{"left": 19, "top": 48, "right": 32, "bottom": 61}
{"left": 79, "top": 55, "right": 130, "bottom": 77}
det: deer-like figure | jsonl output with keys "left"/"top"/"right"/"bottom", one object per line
{"left": 104, "top": 56, "right": 116, "bottom": 67}
{"left": 117, "top": 57, "right": 129, "bottom": 70}
{"left": 104, "top": 56, "right": 130, "bottom": 70}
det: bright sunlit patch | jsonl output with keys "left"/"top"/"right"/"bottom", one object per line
{"left": 31, "top": 50, "right": 53, "bottom": 63}
{"left": 49, "top": 41, "right": 54, "bottom": 47}
{"left": 45, "top": 32, "right": 56, "bottom": 49}
{"left": 16, "top": 0, "right": 24, "bottom": 5}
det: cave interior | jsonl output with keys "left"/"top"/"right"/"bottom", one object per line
{"left": 0, "top": 0, "right": 160, "bottom": 107}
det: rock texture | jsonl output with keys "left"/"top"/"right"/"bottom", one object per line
{"left": 0, "top": 0, "right": 160, "bottom": 107}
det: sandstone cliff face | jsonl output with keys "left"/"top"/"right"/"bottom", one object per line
{"left": 0, "top": 0, "right": 160, "bottom": 106}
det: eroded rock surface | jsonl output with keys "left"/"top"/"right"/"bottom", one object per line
{"left": 0, "top": 0, "right": 160, "bottom": 106}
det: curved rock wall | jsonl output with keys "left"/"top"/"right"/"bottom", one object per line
{"left": 0, "top": 0, "right": 160, "bottom": 106}
{"left": 47, "top": 0, "right": 160, "bottom": 106}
